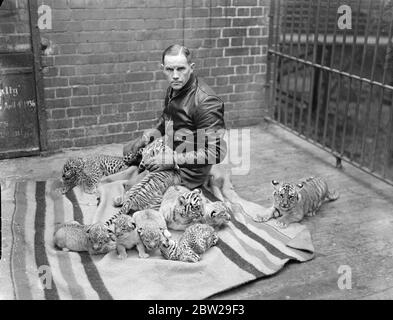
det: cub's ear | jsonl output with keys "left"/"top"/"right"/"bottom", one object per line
{"left": 271, "top": 180, "right": 280, "bottom": 186}
{"left": 178, "top": 195, "right": 186, "bottom": 205}
{"left": 194, "top": 188, "right": 202, "bottom": 194}
{"left": 85, "top": 225, "right": 92, "bottom": 234}
{"left": 297, "top": 183, "right": 304, "bottom": 189}
{"left": 128, "top": 221, "right": 136, "bottom": 229}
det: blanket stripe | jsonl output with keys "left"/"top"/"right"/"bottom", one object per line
{"left": 6, "top": 180, "right": 314, "bottom": 300}
{"left": 10, "top": 182, "right": 31, "bottom": 300}
{"left": 225, "top": 224, "right": 279, "bottom": 272}
{"left": 216, "top": 240, "right": 265, "bottom": 277}
{"left": 65, "top": 190, "right": 114, "bottom": 300}
{"left": 230, "top": 213, "right": 292, "bottom": 260}
{"left": 34, "top": 181, "right": 60, "bottom": 300}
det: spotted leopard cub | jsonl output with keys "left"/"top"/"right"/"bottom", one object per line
{"left": 113, "top": 214, "right": 149, "bottom": 259}
{"left": 256, "top": 176, "right": 339, "bottom": 228}
{"left": 60, "top": 155, "right": 129, "bottom": 194}
{"left": 54, "top": 221, "right": 116, "bottom": 255}
{"left": 159, "top": 223, "right": 218, "bottom": 263}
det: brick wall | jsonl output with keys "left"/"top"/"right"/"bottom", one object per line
{"left": 39, "top": 0, "right": 269, "bottom": 150}
{"left": 0, "top": 0, "right": 31, "bottom": 52}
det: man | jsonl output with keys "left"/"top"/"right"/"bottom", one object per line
{"left": 124, "top": 44, "right": 227, "bottom": 190}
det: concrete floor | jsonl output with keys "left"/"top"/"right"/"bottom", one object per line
{"left": 1, "top": 122, "right": 393, "bottom": 299}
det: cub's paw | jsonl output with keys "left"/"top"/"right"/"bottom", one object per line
{"left": 117, "top": 253, "right": 128, "bottom": 260}
{"left": 274, "top": 219, "right": 288, "bottom": 229}
{"left": 138, "top": 253, "right": 150, "bottom": 259}
{"left": 253, "top": 213, "right": 272, "bottom": 223}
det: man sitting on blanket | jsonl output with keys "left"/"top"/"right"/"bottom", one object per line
{"left": 123, "top": 44, "right": 227, "bottom": 190}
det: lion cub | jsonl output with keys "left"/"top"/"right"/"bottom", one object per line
{"left": 113, "top": 214, "right": 149, "bottom": 259}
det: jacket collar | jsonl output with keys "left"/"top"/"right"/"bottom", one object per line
{"left": 169, "top": 73, "right": 197, "bottom": 99}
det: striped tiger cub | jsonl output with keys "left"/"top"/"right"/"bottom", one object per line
{"left": 159, "top": 186, "right": 231, "bottom": 231}
{"left": 159, "top": 186, "right": 205, "bottom": 231}
{"left": 104, "top": 170, "right": 181, "bottom": 227}
{"left": 257, "top": 176, "right": 339, "bottom": 228}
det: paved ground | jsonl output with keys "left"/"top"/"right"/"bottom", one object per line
{"left": 1, "top": 121, "right": 393, "bottom": 299}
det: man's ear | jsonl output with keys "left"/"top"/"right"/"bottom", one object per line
{"left": 160, "top": 63, "right": 165, "bottom": 70}
{"left": 190, "top": 62, "right": 195, "bottom": 71}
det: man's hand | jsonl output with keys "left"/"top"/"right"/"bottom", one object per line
{"left": 123, "top": 134, "right": 149, "bottom": 156}
{"left": 144, "top": 149, "right": 179, "bottom": 172}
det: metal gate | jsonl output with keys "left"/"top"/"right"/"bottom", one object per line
{"left": 266, "top": 0, "right": 393, "bottom": 185}
{"left": 0, "top": 0, "right": 46, "bottom": 159}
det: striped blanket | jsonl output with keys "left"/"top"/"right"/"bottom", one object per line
{"left": 1, "top": 179, "right": 314, "bottom": 300}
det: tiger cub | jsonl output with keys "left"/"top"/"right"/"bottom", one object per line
{"left": 104, "top": 170, "right": 182, "bottom": 228}
{"left": 159, "top": 186, "right": 205, "bottom": 231}
{"left": 137, "top": 137, "right": 167, "bottom": 173}
{"left": 54, "top": 221, "right": 116, "bottom": 255}
{"left": 257, "top": 176, "right": 339, "bottom": 228}
{"left": 160, "top": 186, "right": 232, "bottom": 231}
{"left": 159, "top": 223, "right": 218, "bottom": 263}
{"left": 112, "top": 214, "right": 149, "bottom": 259}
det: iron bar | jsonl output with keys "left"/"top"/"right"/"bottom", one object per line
{"left": 266, "top": 0, "right": 275, "bottom": 118}
{"left": 269, "top": 0, "right": 281, "bottom": 120}
{"left": 276, "top": 0, "right": 289, "bottom": 124}
{"left": 350, "top": 0, "right": 373, "bottom": 162}
{"left": 284, "top": 4, "right": 295, "bottom": 129}
{"left": 297, "top": 0, "right": 314, "bottom": 135}
{"left": 331, "top": 1, "right": 350, "bottom": 153}
{"left": 306, "top": 0, "right": 321, "bottom": 139}
{"left": 291, "top": 0, "right": 306, "bottom": 131}
{"left": 313, "top": 0, "right": 332, "bottom": 142}
{"left": 292, "top": 3, "right": 306, "bottom": 132}
{"left": 372, "top": 8, "right": 393, "bottom": 173}
{"left": 384, "top": 91, "right": 393, "bottom": 179}
{"left": 359, "top": 1, "right": 384, "bottom": 167}
{"left": 284, "top": 1, "right": 297, "bottom": 128}
{"left": 322, "top": 0, "right": 340, "bottom": 148}
{"left": 340, "top": 0, "right": 362, "bottom": 158}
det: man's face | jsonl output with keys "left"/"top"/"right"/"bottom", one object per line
{"left": 162, "top": 54, "right": 194, "bottom": 92}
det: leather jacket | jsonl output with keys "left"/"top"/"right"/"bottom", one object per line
{"left": 150, "top": 73, "right": 227, "bottom": 189}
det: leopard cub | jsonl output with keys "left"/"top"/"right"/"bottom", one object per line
{"left": 159, "top": 223, "right": 218, "bottom": 263}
